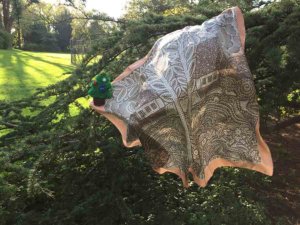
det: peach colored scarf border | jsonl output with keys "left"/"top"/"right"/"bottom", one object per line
{"left": 153, "top": 117, "right": 273, "bottom": 188}
{"left": 90, "top": 6, "right": 274, "bottom": 188}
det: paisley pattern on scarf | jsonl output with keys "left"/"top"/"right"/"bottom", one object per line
{"left": 102, "top": 7, "right": 273, "bottom": 187}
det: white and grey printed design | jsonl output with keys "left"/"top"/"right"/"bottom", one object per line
{"left": 104, "top": 8, "right": 261, "bottom": 180}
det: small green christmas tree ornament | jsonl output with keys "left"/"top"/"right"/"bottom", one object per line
{"left": 88, "top": 73, "right": 113, "bottom": 106}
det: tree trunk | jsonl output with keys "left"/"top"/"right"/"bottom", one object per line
{"left": 0, "top": 3, "right": 3, "bottom": 29}
{"left": 17, "top": 16, "right": 21, "bottom": 48}
{"left": 2, "top": 0, "right": 13, "bottom": 33}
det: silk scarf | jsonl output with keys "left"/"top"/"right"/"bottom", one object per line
{"left": 90, "top": 6, "right": 274, "bottom": 188}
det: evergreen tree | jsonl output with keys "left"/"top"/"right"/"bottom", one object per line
{"left": 54, "top": 8, "right": 72, "bottom": 52}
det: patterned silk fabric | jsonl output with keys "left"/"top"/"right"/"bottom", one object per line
{"left": 92, "top": 7, "right": 273, "bottom": 188}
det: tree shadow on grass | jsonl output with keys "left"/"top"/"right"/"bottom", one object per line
{"left": 0, "top": 50, "right": 73, "bottom": 101}
{"left": 0, "top": 50, "right": 33, "bottom": 101}
{"left": 21, "top": 51, "right": 74, "bottom": 71}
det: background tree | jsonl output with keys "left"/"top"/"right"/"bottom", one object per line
{"left": 54, "top": 7, "right": 72, "bottom": 52}
{"left": 124, "top": 0, "right": 192, "bottom": 18}
{"left": 0, "top": 0, "right": 39, "bottom": 49}
{"left": 0, "top": 0, "right": 13, "bottom": 32}
{"left": 12, "top": 0, "right": 23, "bottom": 48}
{"left": 21, "top": 2, "right": 73, "bottom": 52}
{"left": 0, "top": 0, "right": 38, "bottom": 33}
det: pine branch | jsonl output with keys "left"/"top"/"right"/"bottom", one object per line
{"left": 0, "top": 121, "right": 18, "bottom": 128}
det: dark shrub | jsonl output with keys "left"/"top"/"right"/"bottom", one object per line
{"left": 0, "top": 29, "right": 12, "bottom": 49}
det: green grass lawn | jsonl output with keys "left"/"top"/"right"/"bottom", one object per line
{"left": 0, "top": 49, "right": 74, "bottom": 101}
{"left": 0, "top": 49, "right": 91, "bottom": 137}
